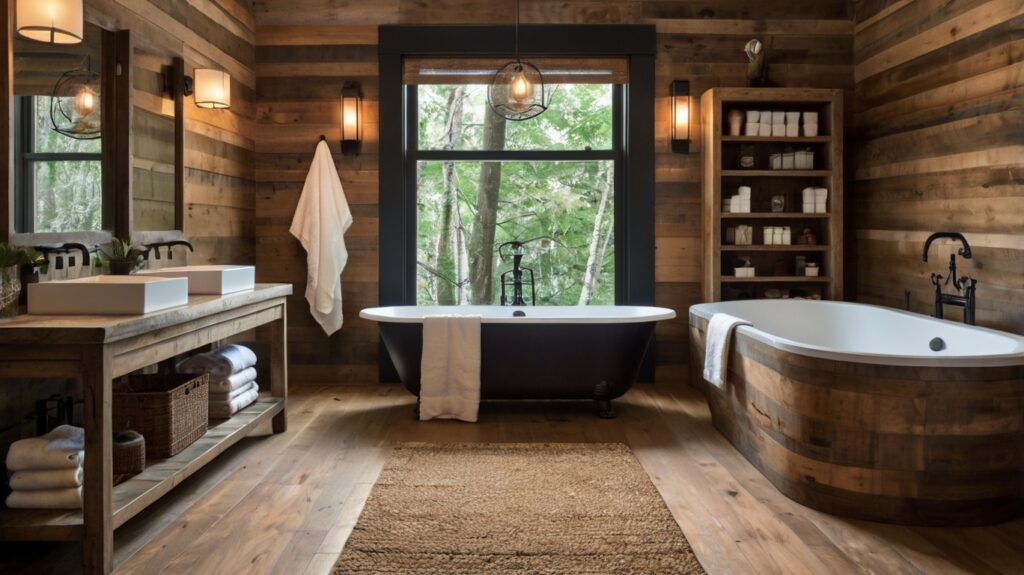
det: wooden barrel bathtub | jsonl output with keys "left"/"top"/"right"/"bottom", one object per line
{"left": 689, "top": 300, "right": 1024, "bottom": 526}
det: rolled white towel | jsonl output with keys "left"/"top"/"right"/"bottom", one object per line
{"left": 209, "top": 380, "right": 258, "bottom": 402}
{"left": 209, "top": 387, "right": 259, "bottom": 419}
{"left": 6, "top": 425, "right": 84, "bottom": 471}
{"left": 9, "top": 467, "right": 83, "bottom": 491}
{"left": 209, "top": 367, "right": 258, "bottom": 394}
{"left": 177, "top": 344, "right": 257, "bottom": 380}
{"left": 6, "top": 486, "right": 82, "bottom": 510}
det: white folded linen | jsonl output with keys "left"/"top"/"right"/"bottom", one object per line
{"left": 209, "top": 387, "right": 259, "bottom": 419}
{"left": 744, "top": 122, "right": 759, "bottom": 136}
{"left": 209, "top": 367, "right": 258, "bottom": 394}
{"left": 177, "top": 344, "right": 257, "bottom": 380}
{"left": 419, "top": 315, "right": 482, "bottom": 423}
{"left": 703, "top": 313, "right": 752, "bottom": 390}
{"left": 771, "top": 124, "right": 785, "bottom": 137}
{"left": 6, "top": 486, "right": 82, "bottom": 509}
{"left": 209, "top": 380, "right": 258, "bottom": 402}
{"left": 745, "top": 110, "right": 760, "bottom": 123}
{"left": 758, "top": 124, "right": 772, "bottom": 137}
{"left": 9, "top": 467, "right": 83, "bottom": 491}
{"left": 6, "top": 425, "right": 84, "bottom": 471}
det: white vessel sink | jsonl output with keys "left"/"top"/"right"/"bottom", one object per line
{"left": 27, "top": 275, "right": 189, "bottom": 315}
{"left": 137, "top": 265, "right": 256, "bottom": 295}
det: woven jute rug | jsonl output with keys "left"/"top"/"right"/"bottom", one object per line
{"left": 332, "top": 443, "right": 705, "bottom": 574}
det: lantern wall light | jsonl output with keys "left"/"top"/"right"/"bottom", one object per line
{"left": 193, "top": 69, "right": 231, "bottom": 110}
{"left": 341, "top": 81, "right": 361, "bottom": 155}
{"left": 671, "top": 80, "right": 691, "bottom": 154}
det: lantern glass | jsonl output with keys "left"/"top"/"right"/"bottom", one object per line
{"left": 341, "top": 84, "right": 361, "bottom": 143}
{"left": 16, "top": 0, "right": 83, "bottom": 44}
{"left": 671, "top": 81, "right": 691, "bottom": 153}
{"left": 194, "top": 69, "right": 231, "bottom": 109}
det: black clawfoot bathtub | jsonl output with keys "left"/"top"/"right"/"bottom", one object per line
{"left": 360, "top": 306, "right": 676, "bottom": 417}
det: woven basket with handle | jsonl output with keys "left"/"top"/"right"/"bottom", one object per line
{"left": 112, "top": 373, "right": 209, "bottom": 459}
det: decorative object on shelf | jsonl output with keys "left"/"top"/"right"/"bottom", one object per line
{"left": 0, "top": 244, "right": 44, "bottom": 318}
{"left": 49, "top": 66, "right": 101, "bottom": 140}
{"left": 16, "top": 0, "right": 83, "bottom": 44}
{"left": 735, "top": 258, "right": 755, "bottom": 278}
{"left": 341, "top": 81, "right": 362, "bottom": 155}
{"left": 670, "top": 80, "right": 691, "bottom": 153}
{"left": 805, "top": 262, "right": 820, "bottom": 277}
{"left": 803, "top": 111, "right": 819, "bottom": 136}
{"left": 802, "top": 228, "right": 818, "bottom": 246}
{"left": 735, "top": 225, "right": 753, "bottom": 245}
{"left": 488, "top": 0, "right": 551, "bottom": 122}
{"left": 738, "top": 144, "right": 755, "bottom": 168}
{"left": 765, "top": 288, "right": 783, "bottom": 299}
{"left": 113, "top": 373, "right": 209, "bottom": 459}
{"left": 99, "top": 237, "right": 144, "bottom": 275}
{"left": 113, "top": 430, "right": 145, "bottom": 477}
{"left": 795, "top": 149, "right": 814, "bottom": 169}
{"left": 727, "top": 109, "right": 743, "bottom": 136}
{"left": 781, "top": 146, "right": 795, "bottom": 169}
{"left": 745, "top": 39, "right": 769, "bottom": 86}
{"left": 194, "top": 68, "right": 231, "bottom": 109}
{"left": 771, "top": 195, "right": 785, "bottom": 212}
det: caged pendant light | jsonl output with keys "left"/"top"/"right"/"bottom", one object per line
{"left": 487, "top": 0, "right": 551, "bottom": 121}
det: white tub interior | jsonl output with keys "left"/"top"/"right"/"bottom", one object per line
{"left": 361, "top": 305, "right": 676, "bottom": 324}
{"left": 691, "top": 300, "right": 1024, "bottom": 366}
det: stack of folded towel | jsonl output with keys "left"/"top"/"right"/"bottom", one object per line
{"left": 178, "top": 344, "right": 260, "bottom": 419}
{"left": 5, "top": 425, "right": 84, "bottom": 509}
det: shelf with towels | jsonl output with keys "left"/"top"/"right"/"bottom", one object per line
{"left": 721, "top": 135, "right": 831, "bottom": 143}
{"left": 720, "top": 212, "right": 830, "bottom": 219}
{"left": 721, "top": 245, "right": 829, "bottom": 252}
{"left": 721, "top": 170, "right": 832, "bottom": 177}
{"left": 720, "top": 276, "right": 831, "bottom": 283}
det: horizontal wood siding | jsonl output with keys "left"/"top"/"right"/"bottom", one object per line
{"left": 851, "top": 0, "right": 1024, "bottom": 333}
{"left": 253, "top": 0, "right": 854, "bottom": 383}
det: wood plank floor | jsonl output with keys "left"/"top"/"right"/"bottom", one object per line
{"left": 2, "top": 383, "right": 1022, "bottom": 574}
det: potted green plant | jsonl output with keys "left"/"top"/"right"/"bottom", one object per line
{"left": 0, "top": 243, "right": 44, "bottom": 318}
{"left": 100, "top": 238, "right": 144, "bottom": 276}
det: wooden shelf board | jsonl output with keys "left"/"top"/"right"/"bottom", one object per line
{"left": 722, "top": 170, "right": 832, "bottom": 177}
{"left": 721, "top": 212, "right": 830, "bottom": 219}
{"left": 721, "top": 245, "right": 829, "bottom": 252}
{"left": 0, "top": 397, "right": 284, "bottom": 541}
{"left": 720, "top": 276, "right": 831, "bottom": 283}
{"left": 721, "top": 135, "right": 831, "bottom": 143}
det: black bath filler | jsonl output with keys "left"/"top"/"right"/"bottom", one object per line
{"left": 498, "top": 238, "right": 550, "bottom": 306}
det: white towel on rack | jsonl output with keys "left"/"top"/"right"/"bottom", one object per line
{"left": 290, "top": 139, "right": 353, "bottom": 336}
{"left": 209, "top": 380, "right": 258, "bottom": 402}
{"left": 177, "top": 344, "right": 257, "bottom": 380}
{"left": 208, "top": 367, "right": 258, "bottom": 393}
{"left": 6, "top": 486, "right": 82, "bottom": 509}
{"left": 9, "top": 467, "right": 84, "bottom": 491}
{"left": 419, "top": 315, "right": 482, "bottom": 422}
{"left": 5, "top": 425, "right": 84, "bottom": 471}
{"left": 209, "top": 387, "right": 260, "bottom": 419}
{"left": 702, "top": 313, "right": 751, "bottom": 389}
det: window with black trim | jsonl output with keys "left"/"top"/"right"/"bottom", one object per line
{"left": 14, "top": 95, "right": 103, "bottom": 233}
{"left": 408, "top": 58, "right": 624, "bottom": 306}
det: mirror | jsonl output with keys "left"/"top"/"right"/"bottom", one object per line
{"left": 131, "top": 49, "right": 180, "bottom": 232}
{"left": 12, "top": 21, "right": 106, "bottom": 234}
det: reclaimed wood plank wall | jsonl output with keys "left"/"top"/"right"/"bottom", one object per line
{"left": 852, "top": 0, "right": 1024, "bottom": 333}
{"left": 252, "top": 0, "right": 854, "bottom": 384}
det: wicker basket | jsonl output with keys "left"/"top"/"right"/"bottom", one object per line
{"left": 113, "top": 430, "right": 145, "bottom": 475}
{"left": 113, "top": 373, "right": 209, "bottom": 459}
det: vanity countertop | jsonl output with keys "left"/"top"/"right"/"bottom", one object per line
{"left": 0, "top": 283, "right": 292, "bottom": 344}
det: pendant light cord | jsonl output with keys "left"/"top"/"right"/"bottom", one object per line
{"left": 514, "top": 0, "right": 520, "bottom": 62}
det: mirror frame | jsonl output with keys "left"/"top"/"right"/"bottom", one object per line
{"left": 1, "top": 0, "right": 185, "bottom": 249}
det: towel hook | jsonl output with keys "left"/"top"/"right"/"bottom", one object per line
{"left": 318, "top": 134, "right": 326, "bottom": 142}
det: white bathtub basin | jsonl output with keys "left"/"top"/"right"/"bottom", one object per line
{"left": 28, "top": 275, "right": 189, "bottom": 315}
{"left": 137, "top": 265, "right": 255, "bottom": 295}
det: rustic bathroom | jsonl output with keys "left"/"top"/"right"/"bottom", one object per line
{"left": 0, "top": 0, "right": 1020, "bottom": 574}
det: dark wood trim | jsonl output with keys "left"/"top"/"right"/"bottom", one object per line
{"left": 173, "top": 56, "right": 184, "bottom": 232}
{"left": 378, "top": 25, "right": 656, "bottom": 383}
{"left": 111, "top": 29, "right": 132, "bottom": 240}
{"left": 0, "top": 0, "right": 11, "bottom": 242}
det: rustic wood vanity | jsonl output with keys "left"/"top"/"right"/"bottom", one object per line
{"left": 0, "top": 283, "right": 291, "bottom": 574}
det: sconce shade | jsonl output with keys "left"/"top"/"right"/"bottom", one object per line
{"left": 671, "top": 80, "right": 690, "bottom": 153}
{"left": 194, "top": 69, "right": 231, "bottom": 109}
{"left": 16, "top": 0, "right": 83, "bottom": 44}
{"left": 341, "top": 82, "right": 361, "bottom": 154}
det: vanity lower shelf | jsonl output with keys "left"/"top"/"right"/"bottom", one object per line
{"left": 720, "top": 276, "right": 831, "bottom": 283}
{"left": 0, "top": 397, "right": 284, "bottom": 542}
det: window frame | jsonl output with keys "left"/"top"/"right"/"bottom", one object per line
{"left": 379, "top": 24, "right": 657, "bottom": 380}
{"left": 14, "top": 95, "right": 103, "bottom": 233}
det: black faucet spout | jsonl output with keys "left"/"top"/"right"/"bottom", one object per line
{"left": 922, "top": 232, "right": 972, "bottom": 262}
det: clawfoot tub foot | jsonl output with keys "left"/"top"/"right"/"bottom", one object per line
{"left": 593, "top": 381, "right": 617, "bottom": 419}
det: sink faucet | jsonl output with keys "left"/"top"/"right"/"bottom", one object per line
{"left": 923, "top": 232, "right": 977, "bottom": 325}
{"left": 142, "top": 240, "right": 194, "bottom": 261}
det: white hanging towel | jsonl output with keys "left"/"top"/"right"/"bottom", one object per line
{"left": 419, "top": 315, "right": 482, "bottom": 422}
{"left": 702, "top": 313, "right": 751, "bottom": 389}
{"left": 290, "top": 140, "right": 353, "bottom": 336}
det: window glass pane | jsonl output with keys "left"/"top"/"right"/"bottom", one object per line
{"left": 33, "top": 96, "right": 102, "bottom": 154}
{"left": 33, "top": 161, "right": 103, "bottom": 232}
{"left": 416, "top": 160, "right": 614, "bottom": 306}
{"left": 417, "top": 84, "right": 613, "bottom": 151}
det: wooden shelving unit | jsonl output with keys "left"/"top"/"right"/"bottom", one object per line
{"left": 701, "top": 87, "right": 843, "bottom": 302}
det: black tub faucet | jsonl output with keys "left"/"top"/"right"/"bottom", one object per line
{"left": 923, "top": 232, "right": 977, "bottom": 325}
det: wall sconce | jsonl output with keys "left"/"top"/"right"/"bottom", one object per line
{"left": 193, "top": 69, "right": 231, "bottom": 110}
{"left": 341, "top": 82, "right": 361, "bottom": 155}
{"left": 16, "top": 0, "right": 83, "bottom": 44}
{"left": 671, "top": 80, "right": 691, "bottom": 153}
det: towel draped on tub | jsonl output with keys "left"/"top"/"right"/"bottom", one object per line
{"left": 419, "top": 315, "right": 482, "bottom": 422}
{"left": 702, "top": 313, "right": 752, "bottom": 389}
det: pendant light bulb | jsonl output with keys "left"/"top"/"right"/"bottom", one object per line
{"left": 73, "top": 85, "right": 96, "bottom": 118}
{"left": 509, "top": 70, "right": 533, "bottom": 103}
